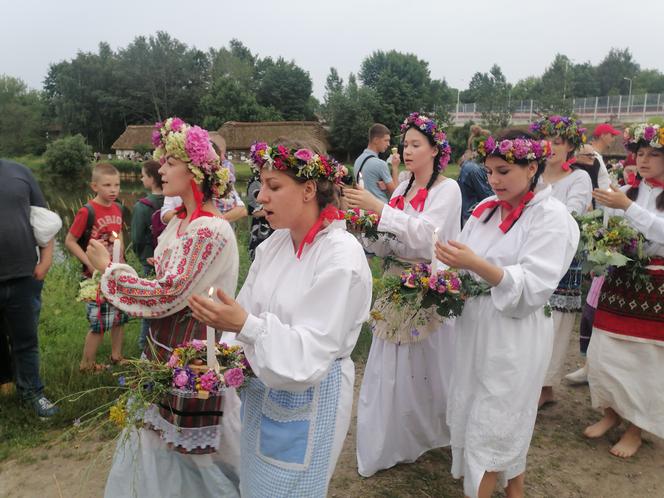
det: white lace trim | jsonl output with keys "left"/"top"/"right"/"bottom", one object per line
{"left": 550, "top": 292, "right": 581, "bottom": 312}
{"left": 142, "top": 404, "right": 223, "bottom": 452}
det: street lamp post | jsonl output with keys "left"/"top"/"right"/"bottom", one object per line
{"left": 455, "top": 88, "right": 461, "bottom": 123}
{"left": 624, "top": 77, "right": 633, "bottom": 115}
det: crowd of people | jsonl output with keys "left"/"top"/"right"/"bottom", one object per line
{"left": 0, "top": 110, "right": 661, "bottom": 497}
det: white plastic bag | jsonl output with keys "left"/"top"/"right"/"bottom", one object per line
{"left": 30, "top": 206, "right": 62, "bottom": 247}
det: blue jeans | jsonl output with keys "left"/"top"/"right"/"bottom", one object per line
{"left": 0, "top": 276, "right": 44, "bottom": 400}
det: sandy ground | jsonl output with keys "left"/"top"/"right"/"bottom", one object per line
{"left": 1, "top": 331, "right": 663, "bottom": 498}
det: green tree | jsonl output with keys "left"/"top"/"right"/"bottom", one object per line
{"left": 633, "top": 69, "right": 664, "bottom": 94}
{"left": 201, "top": 76, "right": 280, "bottom": 130}
{"left": 596, "top": 48, "right": 639, "bottom": 95}
{"left": 209, "top": 39, "right": 255, "bottom": 87}
{"left": 43, "top": 134, "right": 92, "bottom": 175}
{"left": 116, "top": 32, "right": 210, "bottom": 123}
{"left": 468, "top": 64, "right": 511, "bottom": 129}
{"left": 359, "top": 50, "right": 433, "bottom": 131}
{"left": 323, "top": 71, "right": 381, "bottom": 159}
{"left": 0, "top": 75, "right": 45, "bottom": 155}
{"left": 44, "top": 42, "right": 125, "bottom": 151}
{"left": 510, "top": 76, "right": 542, "bottom": 102}
{"left": 255, "top": 57, "right": 314, "bottom": 120}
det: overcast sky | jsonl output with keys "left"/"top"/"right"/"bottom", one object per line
{"left": 3, "top": 0, "right": 661, "bottom": 99}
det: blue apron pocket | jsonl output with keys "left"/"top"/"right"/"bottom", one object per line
{"left": 257, "top": 385, "right": 319, "bottom": 470}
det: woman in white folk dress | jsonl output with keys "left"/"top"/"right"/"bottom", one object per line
{"left": 86, "top": 118, "right": 241, "bottom": 497}
{"left": 345, "top": 112, "right": 461, "bottom": 477}
{"left": 584, "top": 123, "right": 664, "bottom": 458}
{"left": 529, "top": 115, "right": 593, "bottom": 407}
{"left": 189, "top": 140, "right": 373, "bottom": 497}
{"left": 436, "top": 130, "right": 579, "bottom": 498}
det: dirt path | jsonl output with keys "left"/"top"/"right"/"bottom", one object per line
{"left": 2, "top": 332, "right": 663, "bottom": 498}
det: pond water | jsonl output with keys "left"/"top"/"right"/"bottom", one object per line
{"left": 37, "top": 172, "right": 152, "bottom": 262}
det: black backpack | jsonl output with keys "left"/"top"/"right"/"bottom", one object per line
{"left": 76, "top": 201, "right": 124, "bottom": 252}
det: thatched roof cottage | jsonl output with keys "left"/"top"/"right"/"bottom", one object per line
{"left": 110, "top": 125, "right": 153, "bottom": 158}
{"left": 217, "top": 121, "right": 330, "bottom": 159}
{"left": 111, "top": 121, "right": 330, "bottom": 160}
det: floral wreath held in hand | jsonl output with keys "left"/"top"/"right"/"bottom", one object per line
{"left": 248, "top": 141, "right": 347, "bottom": 185}
{"left": 476, "top": 135, "right": 552, "bottom": 164}
{"left": 152, "top": 117, "right": 230, "bottom": 199}
{"left": 400, "top": 112, "right": 452, "bottom": 171}
{"left": 529, "top": 115, "right": 587, "bottom": 150}
{"left": 624, "top": 123, "right": 664, "bottom": 151}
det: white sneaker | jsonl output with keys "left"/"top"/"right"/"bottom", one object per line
{"left": 565, "top": 365, "right": 588, "bottom": 385}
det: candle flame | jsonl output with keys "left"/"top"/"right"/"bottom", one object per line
{"left": 111, "top": 231, "right": 118, "bottom": 238}
{"left": 208, "top": 287, "right": 214, "bottom": 298}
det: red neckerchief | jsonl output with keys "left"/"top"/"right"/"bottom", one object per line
{"left": 296, "top": 205, "right": 344, "bottom": 259}
{"left": 645, "top": 178, "right": 664, "bottom": 189}
{"left": 472, "top": 191, "right": 535, "bottom": 233}
{"left": 388, "top": 188, "right": 428, "bottom": 212}
{"left": 626, "top": 172, "right": 639, "bottom": 188}
{"left": 561, "top": 157, "right": 577, "bottom": 171}
{"left": 176, "top": 179, "right": 214, "bottom": 221}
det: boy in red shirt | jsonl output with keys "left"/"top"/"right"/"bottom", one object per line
{"left": 65, "top": 163, "right": 128, "bottom": 372}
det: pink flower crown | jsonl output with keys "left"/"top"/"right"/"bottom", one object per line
{"left": 477, "top": 136, "right": 552, "bottom": 164}
{"left": 400, "top": 112, "right": 452, "bottom": 170}
{"left": 248, "top": 141, "right": 347, "bottom": 185}
{"left": 152, "top": 117, "right": 230, "bottom": 198}
{"left": 529, "top": 115, "right": 587, "bottom": 150}
{"left": 624, "top": 123, "right": 664, "bottom": 151}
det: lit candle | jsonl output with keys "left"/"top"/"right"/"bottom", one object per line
{"left": 111, "top": 231, "right": 121, "bottom": 263}
{"left": 206, "top": 287, "right": 218, "bottom": 370}
{"left": 431, "top": 228, "right": 439, "bottom": 271}
{"left": 357, "top": 172, "right": 365, "bottom": 189}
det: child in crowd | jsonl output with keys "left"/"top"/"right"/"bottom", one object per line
{"left": 64, "top": 162, "right": 128, "bottom": 372}
{"left": 131, "top": 160, "right": 164, "bottom": 350}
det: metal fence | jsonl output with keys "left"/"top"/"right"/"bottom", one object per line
{"left": 454, "top": 93, "right": 664, "bottom": 123}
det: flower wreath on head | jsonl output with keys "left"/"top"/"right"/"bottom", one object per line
{"left": 476, "top": 135, "right": 552, "bottom": 164}
{"left": 400, "top": 112, "right": 452, "bottom": 170}
{"left": 152, "top": 117, "right": 230, "bottom": 199}
{"left": 624, "top": 123, "right": 664, "bottom": 151}
{"left": 247, "top": 141, "right": 347, "bottom": 185}
{"left": 529, "top": 115, "right": 587, "bottom": 150}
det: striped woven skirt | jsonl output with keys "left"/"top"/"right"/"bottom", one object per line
{"left": 144, "top": 308, "right": 224, "bottom": 455}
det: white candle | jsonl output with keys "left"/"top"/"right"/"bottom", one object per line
{"left": 602, "top": 188, "right": 612, "bottom": 228}
{"left": 357, "top": 172, "right": 365, "bottom": 189}
{"left": 206, "top": 287, "right": 217, "bottom": 370}
{"left": 111, "top": 231, "right": 121, "bottom": 263}
{"left": 431, "top": 228, "right": 439, "bottom": 271}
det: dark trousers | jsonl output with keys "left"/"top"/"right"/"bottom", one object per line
{"left": 0, "top": 321, "right": 12, "bottom": 384}
{"left": 0, "top": 276, "right": 44, "bottom": 400}
{"left": 579, "top": 302, "right": 597, "bottom": 356}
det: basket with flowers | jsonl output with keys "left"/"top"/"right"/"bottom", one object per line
{"left": 370, "top": 263, "right": 488, "bottom": 344}
{"left": 70, "top": 339, "right": 253, "bottom": 453}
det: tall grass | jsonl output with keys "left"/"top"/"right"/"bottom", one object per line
{"left": 1, "top": 156, "right": 461, "bottom": 459}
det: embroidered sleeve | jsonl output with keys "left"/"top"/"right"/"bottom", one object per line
{"left": 100, "top": 221, "right": 229, "bottom": 318}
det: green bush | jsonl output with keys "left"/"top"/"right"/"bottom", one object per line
{"left": 43, "top": 135, "right": 92, "bottom": 175}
